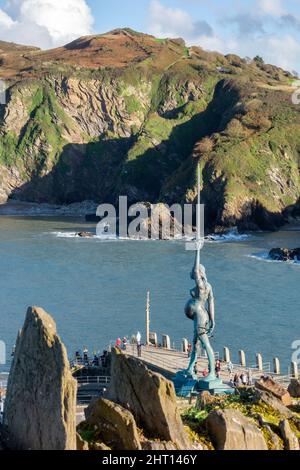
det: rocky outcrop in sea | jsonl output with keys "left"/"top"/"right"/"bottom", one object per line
{"left": 269, "top": 247, "right": 300, "bottom": 262}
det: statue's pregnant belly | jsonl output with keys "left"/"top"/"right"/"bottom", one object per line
{"left": 185, "top": 299, "right": 209, "bottom": 327}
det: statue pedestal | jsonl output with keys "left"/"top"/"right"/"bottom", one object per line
{"left": 173, "top": 371, "right": 234, "bottom": 397}
{"left": 173, "top": 371, "right": 198, "bottom": 398}
{"left": 196, "top": 377, "right": 234, "bottom": 395}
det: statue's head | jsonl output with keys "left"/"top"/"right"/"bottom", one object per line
{"left": 190, "top": 263, "right": 207, "bottom": 281}
{"left": 199, "top": 264, "right": 206, "bottom": 279}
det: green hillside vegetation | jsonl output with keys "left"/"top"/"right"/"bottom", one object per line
{"left": 0, "top": 28, "right": 299, "bottom": 229}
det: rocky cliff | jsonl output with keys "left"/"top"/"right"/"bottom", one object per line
{"left": 3, "top": 307, "right": 77, "bottom": 450}
{"left": 0, "top": 28, "right": 300, "bottom": 230}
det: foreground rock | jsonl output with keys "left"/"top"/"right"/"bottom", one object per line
{"left": 83, "top": 398, "right": 141, "bottom": 450}
{"left": 279, "top": 420, "right": 300, "bottom": 450}
{"left": 141, "top": 441, "right": 178, "bottom": 450}
{"left": 255, "top": 414, "right": 283, "bottom": 450}
{"left": 269, "top": 248, "right": 300, "bottom": 262}
{"left": 4, "top": 307, "right": 77, "bottom": 450}
{"left": 255, "top": 377, "right": 292, "bottom": 406}
{"left": 108, "top": 349, "right": 190, "bottom": 449}
{"left": 206, "top": 409, "right": 268, "bottom": 450}
{"left": 76, "top": 433, "right": 89, "bottom": 451}
{"left": 254, "top": 390, "right": 292, "bottom": 418}
{"left": 288, "top": 379, "right": 300, "bottom": 398}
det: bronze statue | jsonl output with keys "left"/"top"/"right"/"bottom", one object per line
{"left": 184, "top": 246, "right": 216, "bottom": 380}
{"left": 173, "top": 163, "right": 233, "bottom": 396}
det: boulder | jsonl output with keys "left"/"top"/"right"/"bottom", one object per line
{"left": 206, "top": 409, "right": 268, "bottom": 450}
{"left": 279, "top": 420, "right": 300, "bottom": 451}
{"left": 294, "top": 248, "right": 300, "bottom": 260}
{"left": 264, "top": 425, "right": 283, "bottom": 450}
{"left": 269, "top": 248, "right": 292, "bottom": 261}
{"left": 269, "top": 248, "right": 300, "bottom": 262}
{"left": 76, "top": 433, "right": 89, "bottom": 451}
{"left": 255, "top": 377, "right": 291, "bottom": 406}
{"left": 108, "top": 348, "right": 190, "bottom": 449}
{"left": 256, "top": 414, "right": 282, "bottom": 450}
{"left": 3, "top": 307, "right": 77, "bottom": 450}
{"left": 90, "top": 442, "right": 111, "bottom": 451}
{"left": 288, "top": 379, "right": 300, "bottom": 398}
{"left": 254, "top": 390, "right": 292, "bottom": 418}
{"left": 142, "top": 440, "right": 178, "bottom": 450}
{"left": 77, "top": 232, "right": 93, "bottom": 238}
{"left": 84, "top": 397, "right": 141, "bottom": 450}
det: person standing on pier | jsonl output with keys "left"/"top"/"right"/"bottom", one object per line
{"left": 136, "top": 331, "right": 142, "bottom": 357}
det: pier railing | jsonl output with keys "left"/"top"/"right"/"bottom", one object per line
{"left": 125, "top": 342, "right": 295, "bottom": 389}
{"left": 76, "top": 376, "right": 110, "bottom": 385}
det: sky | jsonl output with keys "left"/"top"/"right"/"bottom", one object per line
{"left": 0, "top": 0, "right": 300, "bottom": 72}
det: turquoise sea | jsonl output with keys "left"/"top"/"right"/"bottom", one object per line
{"left": 0, "top": 216, "right": 299, "bottom": 373}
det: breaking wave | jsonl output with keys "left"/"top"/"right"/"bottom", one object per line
{"left": 248, "top": 252, "right": 300, "bottom": 264}
{"left": 50, "top": 228, "right": 251, "bottom": 243}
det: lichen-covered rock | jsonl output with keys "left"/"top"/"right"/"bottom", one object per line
{"left": 108, "top": 349, "right": 190, "bottom": 449}
{"left": 288, "top": 379, "right": 300, "bottom": 398}
{"left": 254, "top": 390, "right": 293, "bottom": 421}
{"left": 89, "top": 442, "right": 111, "bottom": 451}
{"left": 256, "top": 414, "right": 283, "bottom": 450}
{"left": 255, "top": 377, "right": 291, "bottom": 406}
{"left": 279, "top": 420, "right": 300, "bottom": 451}
{"left": 84, "top": 397, "right": 141, "bottom": 450}
{"left": 264, "top": 425, "right": 283, "bottom": 450}
{"left": 4, "top": 307, "right": 77, "bottom": 450}
{"left": 206, "top": 409, "right": 268, "bottom": 450}
{"left": 76, "top": 433, "right": 89, "bottom": 451}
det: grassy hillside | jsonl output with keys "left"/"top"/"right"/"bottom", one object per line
{"left": 0, "top": 28, "right": 299, "bottom": 230}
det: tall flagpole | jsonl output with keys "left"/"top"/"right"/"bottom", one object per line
{"left": 195, "top": 161, "right": 203, "bottom": 264}
{"left": 146, "top": 291, "right": 150, "bottom": 346}
{"left": 197, "top": 162, "right": 201, "bottom": 245}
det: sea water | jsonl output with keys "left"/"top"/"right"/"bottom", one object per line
{"left": 0, "top": 216, "right": 299, "bottom": 373}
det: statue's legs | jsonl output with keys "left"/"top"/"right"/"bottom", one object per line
{"left": 186, "top": 339, "right": 198, "bottom": 377}
{"left": 199, "top": 333, "right": 216, "bottom": 381}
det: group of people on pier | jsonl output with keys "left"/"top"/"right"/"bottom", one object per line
{"left": 73, "top": 348, "right": 109, "bottom": 368}
{"left": 115, "top": 331, "right": 142, "bottom": 357}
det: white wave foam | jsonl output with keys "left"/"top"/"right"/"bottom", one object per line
{"left": 205, "top": 230, "right": 251, "bottom": 243}
{"left": 50, "top": 229, "right": 251, "bottom": 243}
{"left": 52, "top": 231, "right": 115, "bottom": 240}
{"left": 248, "top": 252, "right": 300, "bottom": 264}
{"left": 51, "top": 231, "right": 135, "bottom": 241}
{"left": 53, "top": 232, "right": 79, "bottom": 238}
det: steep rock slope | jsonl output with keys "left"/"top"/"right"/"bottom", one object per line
{"left": 0, "top": 28, "right": 299, "bottom": 229}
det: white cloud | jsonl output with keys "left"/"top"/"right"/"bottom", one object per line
{"left": 0, "top": 8, "right": 15, "bottom": 28}
{"left": 0, "top": 0, "right": 94, "bottom": 49}
{"left": 255, "top": 35, "right": 300, "bottom": 71}
{"left": 259, "top": 0, "right": 284, "bottom": 17}
{"left": 208, "top": 33, "right": 300, "bottom": 72}
{"left": 149, "top": 0, "right": 213, "bottom": 41}
{"left": 148, "top": 0, "right": 300, "bottom": 72}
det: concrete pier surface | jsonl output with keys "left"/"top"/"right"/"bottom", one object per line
{"left": 125, "top": 344, "right": 292, "bottom": 388}
{"left": 126, "top": 344, "right": 231, "bottom": 383}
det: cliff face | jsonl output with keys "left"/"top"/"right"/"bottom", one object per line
{"left": 0, "top": 28, "right": 299, "bottom": 229}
